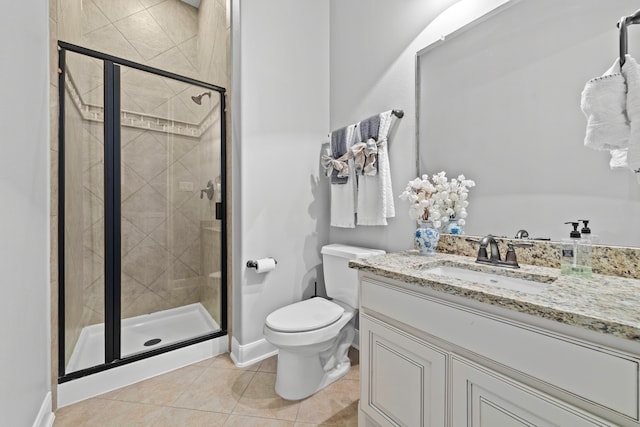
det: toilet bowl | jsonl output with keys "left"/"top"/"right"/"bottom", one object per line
{"left": 263, "top": 244, "right": 385, "bottom": 400}
{"left": 264, "top": 297, "right": 355, "bottom": 400}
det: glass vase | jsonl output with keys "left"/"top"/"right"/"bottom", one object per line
{"left": 415, "top": 220, "right": 440, "bottom": 256}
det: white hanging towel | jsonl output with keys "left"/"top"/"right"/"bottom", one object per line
{"left": 581, "top": 54, "right": 640, "bottom": 180}
{"left": 327, "top": 124, "right": 357, "bottom": 227}
{"left": 622, "top": 55, "right": 640, "bottom": 180}
{"left": 581, "top": 58, "right": 629, "bottom": 158}
{"left": 356, "top": 110, "right": 396, "bottom": 226}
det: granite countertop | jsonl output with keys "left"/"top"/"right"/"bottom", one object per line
{"left": 350, "top": 251, "right": 640, "bottom": 343}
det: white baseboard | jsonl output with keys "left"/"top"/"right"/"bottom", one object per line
{"left": 58, "top": 336, "right": 228, "bottom": 408}
{"left": 230, "top": 335, "right": 277, "bottom": 368}
{"left": 32, "top": 392, "right": 55, "bottom": 427}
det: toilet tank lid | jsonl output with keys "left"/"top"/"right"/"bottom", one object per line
{"left": 321, "top": 244, "right": 385, "bottom": 259}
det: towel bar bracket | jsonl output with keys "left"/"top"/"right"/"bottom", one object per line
{"left": 618, "top": 9, "right": 640, "bottom": 67}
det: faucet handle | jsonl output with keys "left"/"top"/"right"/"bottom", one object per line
{"left": 503, "top": 242, "right": 533, "bottom": 268}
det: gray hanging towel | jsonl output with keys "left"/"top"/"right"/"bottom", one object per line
{"left": 330, "top": 126, "right": 349, "bottom": 184}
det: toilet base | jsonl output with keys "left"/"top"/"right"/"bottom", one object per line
{"left": 274, "top": 324, "right": 354, "bottom": 400}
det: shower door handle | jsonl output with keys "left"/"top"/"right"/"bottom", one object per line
{"left": 200, "top": 180, "right": 214, "bottom": 200}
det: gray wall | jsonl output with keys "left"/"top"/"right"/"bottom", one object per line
{"left": 328, "top": 0, "right": 455, "bottom": 252}
{"left": 0, "top": 1, "right": 51, "bottom": 425}
{"left": 231, "top": 0, "right": 330, "bottom": 363}
{"left": 328, "top": 0, "right": 510, "bottom": 252}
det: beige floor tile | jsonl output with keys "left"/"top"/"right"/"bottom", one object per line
{"left": 191, "top": 355, "right": 217, "bottom": 368}
{"left": 233, "top": 372, "right": 300, "bottom": 421}
{"left": 172, "top": 366, "right": 255, "bottom": 413}
{"left": 53, "top": 397, "right": 109, "bottom": 426}
{"left": 153, "top": 407, "right": 229, "bottom": 427}
{"left": 96, "top": 400, "right": 166, "bottom": 426}
{"left": 258, "top": 355, "right": 278, "bottom": 373}
{"left": 224, "top": 414, "right": 295, "bottom": 427}
{"left": 55, "top": 399, "right": 164, "bottom": 427}
{"left": 294, "top": 424, "right": 335, "bottom": 427}
{"left": 296, "top": 379, "right": 360, "bottom": 426}
{"left": 103, "top": 365, "right": 206, "bottom": 405}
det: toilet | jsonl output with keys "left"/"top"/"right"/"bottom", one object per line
{"left": 263, "top": 244, "right": 385, "bottom": 400}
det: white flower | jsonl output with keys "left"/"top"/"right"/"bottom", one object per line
{"left": 398, "top": 170, "right": 475, "bottom": 228}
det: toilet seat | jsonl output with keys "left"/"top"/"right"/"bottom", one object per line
{"left": 265, "top": 297, "right": 344, "bottom": 333}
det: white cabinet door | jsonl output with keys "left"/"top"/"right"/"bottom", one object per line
{"left": 360, "top": 314, "right": 447, "bottom": 427}
{"left": 451, "top": 356, "right": 612, "bottom": 427}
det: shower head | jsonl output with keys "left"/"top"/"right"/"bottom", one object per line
{"left": 191, "top": 91, "right": 212, "bottom": 105}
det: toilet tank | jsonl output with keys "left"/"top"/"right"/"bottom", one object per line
{"left": 321, "top": 244, "right": 385, "bottom": 308}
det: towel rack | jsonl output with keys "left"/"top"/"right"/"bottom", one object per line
{"left": 327, "top": 110, "right": 404, "bottom": 137}
{"left": 618, "top": 9, "right": 640, "bottom": 67}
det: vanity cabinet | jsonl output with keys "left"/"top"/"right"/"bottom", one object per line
{"left": 358, "top": 274, "right": 640, "bottom": 427}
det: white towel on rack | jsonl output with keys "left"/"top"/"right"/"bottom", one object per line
{"left": 330, "top": 124, "right": 357, "bottom": 228}
{"left": 356, "top": 111, "right": 396, "bottom": 226}
{"left": 581, "top": 59, "right": 629, "bottom": 155}
{"left": 622, "top": 55, "right": 640, "bottom": 179}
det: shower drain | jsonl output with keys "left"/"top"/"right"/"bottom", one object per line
{"left": 144, "top": 338, "right": 162, "bottom": 347}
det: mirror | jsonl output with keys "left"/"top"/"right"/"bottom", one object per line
{"left": 418, "top": 0, "right": 640, "bottom": 247}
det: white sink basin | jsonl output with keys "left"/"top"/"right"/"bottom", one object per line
{"left": 424, "top": 265, "right": 550, "bottom": 295}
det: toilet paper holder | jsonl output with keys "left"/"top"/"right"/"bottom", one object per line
{"left": 246, "top": 258, "right": 278, "bottom": 269}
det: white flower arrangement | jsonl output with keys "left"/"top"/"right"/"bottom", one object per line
{"left": 399, "top": 171, "right": 476, "bottom": 230}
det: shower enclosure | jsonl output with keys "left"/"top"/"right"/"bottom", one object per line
{"left": 57, "top": 41, "right": 227, "bottom": 382}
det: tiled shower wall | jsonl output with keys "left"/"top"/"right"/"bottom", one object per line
{"left": 50, "top": 0, "right": 230, "bottom": 391}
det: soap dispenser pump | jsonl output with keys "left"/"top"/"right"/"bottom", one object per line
{"left": 579, "top": 219, "right": 598, "bottom": 244}
{"left": 565, "top": 221, "right": 581, "bottom": 238}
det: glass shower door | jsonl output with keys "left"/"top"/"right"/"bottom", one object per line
{"left": 118, "top": 65, "right": 224, "bottom": 358}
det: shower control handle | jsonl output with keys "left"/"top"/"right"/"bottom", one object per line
{"left": 200, "top": 180, "right": 214, "bottom": 201}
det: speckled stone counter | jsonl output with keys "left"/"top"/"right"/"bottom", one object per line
{"left": 350, "top": 251, "right": 640, "bottom": 343}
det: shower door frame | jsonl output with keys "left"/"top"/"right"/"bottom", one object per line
{"left": 57, "top": 41, "right": 228, "bottom": 383}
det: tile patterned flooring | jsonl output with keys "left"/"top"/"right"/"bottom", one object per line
{"left": 54, "top": 349, "right": 360, "bottom": 426}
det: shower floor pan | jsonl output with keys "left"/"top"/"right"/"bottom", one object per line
{"left": 66, "top": 303, "right": 219, "bottom": 374}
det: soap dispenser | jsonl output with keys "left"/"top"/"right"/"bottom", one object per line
{"left": 577, "top": 219, "right": 595, "bottom": 277}
{"left": 560, "top": 221, "right": 582, "bottom": 276}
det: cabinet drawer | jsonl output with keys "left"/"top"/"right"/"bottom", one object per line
{"left": 361, "top": 278, "right": 640, "bottom": 420}
{"left": 451, "top": 356, "right": 613, "bottom": 426}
